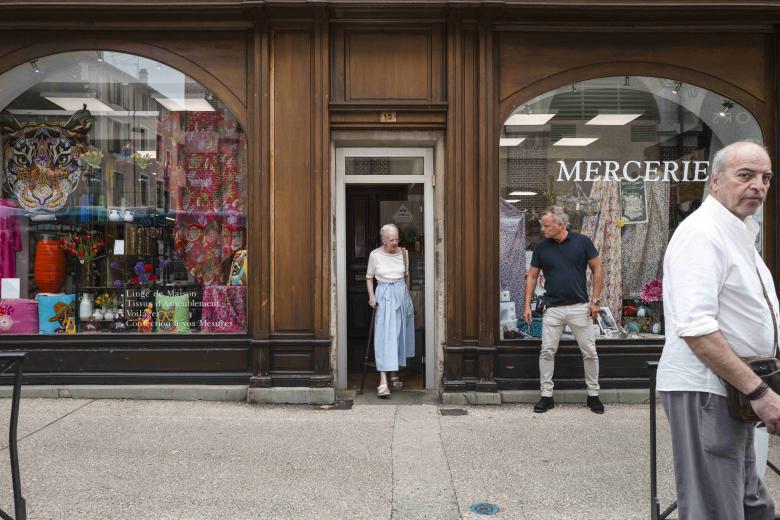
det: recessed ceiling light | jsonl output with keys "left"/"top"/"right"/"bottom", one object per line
{"left": 585, "top": 114, "right": 641, "bottom": 126}
{"left": 509, "top": 191, "right": 538, "bottom": 196}
{"left": 153, "top": 96, "right": 215, "bottom": 112}
{"left": 44, "top": 97, "right": 114, "bottom": 112}
{"left": 553, "top": 137, "right": 599, "bottom": 147}
{"left": 500, "top": 137, "right": 525, "bottom": 147}
{"left": 505, "top": 114, "right": 556, "bottom": 126}
{"left": 504, "top": 199, "right": 520, "bottom": 203}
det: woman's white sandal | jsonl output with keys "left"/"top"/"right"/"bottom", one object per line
{"left": 377, "top": 384, "right": 391, "bottom": 398}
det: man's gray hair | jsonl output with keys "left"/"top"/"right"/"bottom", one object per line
{"left": 541, "top": 206, "right": 569, "bottom": 225}
{"left": 711, "top": 139, "right": 768, "bottom": 179}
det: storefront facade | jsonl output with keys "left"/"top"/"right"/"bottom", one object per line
{"left": 0, "top": 1, "right": 776, "bottom": 402}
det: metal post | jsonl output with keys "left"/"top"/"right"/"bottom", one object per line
{"left": 0, "top": 352, "right": 26, "bottom": 520}
{"left": 9, "top": 358, "right": 26, "bottom": 520}
{"left": 648, "top": 361, "right": 660, "bottom": 520}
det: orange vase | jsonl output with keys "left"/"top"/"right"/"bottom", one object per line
{"left": 34, "top": 237, "right": 66, "bottom": 293}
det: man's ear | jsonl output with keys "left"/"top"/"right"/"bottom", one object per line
{"left": 710, "top": 172, "right": 720, "bottom": 193}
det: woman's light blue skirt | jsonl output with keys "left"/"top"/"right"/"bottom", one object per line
{"left": 374, "top": 279, "right": 415, "bottom": 372}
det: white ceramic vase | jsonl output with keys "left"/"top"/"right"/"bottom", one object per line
{"left": 79, "top": 293, "right": 94, "bottom": 320}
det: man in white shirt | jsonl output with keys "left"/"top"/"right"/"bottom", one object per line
{"left": 658, "top": 140, "right": 780, "bottom": 519}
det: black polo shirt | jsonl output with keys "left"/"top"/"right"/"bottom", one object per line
{"left": 530, "top": 231, "right": 598, "bottom": 307}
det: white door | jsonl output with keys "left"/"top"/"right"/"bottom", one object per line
{"left": 336, "top": 148, "right": 435, "bottom": 389}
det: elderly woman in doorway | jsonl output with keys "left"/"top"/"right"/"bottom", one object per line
{"left": 366, "top": 223, "right": 415, "bottom": 398}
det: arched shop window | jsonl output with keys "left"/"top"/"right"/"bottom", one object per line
{"left": 0, "top": 51, "right": 248, "bottom": 334}
{"left": 498, "top": 76, "right": 763, "bottom": 341}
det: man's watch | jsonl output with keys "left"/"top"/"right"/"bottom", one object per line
{"left": 590, "top": 298, "right": 601, "bottom": 305}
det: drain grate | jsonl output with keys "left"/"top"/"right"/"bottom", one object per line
{"left": 317, "top": 399, "right": 353, "bottom": 410}
{"left": 470, "top": 502, "right": 500, "bottom": 515}
{"left": 439, "top": 408, "right": 468, "bottom": 416}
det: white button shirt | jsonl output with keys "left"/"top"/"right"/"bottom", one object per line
{"left": 657, "top": 196, "right": 780, "bottom": 396}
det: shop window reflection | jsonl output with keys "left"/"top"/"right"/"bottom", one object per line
{"left": 498, "top": 76, "right": 763, "bottom": 342}
{"left": 0, "top": 51, "right": 248, "bottom": 334}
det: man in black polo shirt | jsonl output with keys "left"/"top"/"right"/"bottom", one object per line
{"left": 523, "top": 206, "right": 605, "bottom": 414}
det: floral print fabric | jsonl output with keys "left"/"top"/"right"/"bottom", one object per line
{"left": 581, "top": 180, "right": 623, "bottom": 321}
{"left": 621, "top": 182, "right": 669, "bottom": 299}
{"left": 499, "top": 198, "right": 527, "bottom": 314}
{"left": 201, "top": 285, "right": 247, "bottom": 333}
{"left": 173, "top": 111, "right": 246, "bottom": 286}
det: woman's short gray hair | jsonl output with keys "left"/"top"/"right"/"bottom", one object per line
{"left": 380, "top": 223, "right": 399, "bottom": 241}
{"left": 541, "top": 206, "right": 569, "bottom": 225}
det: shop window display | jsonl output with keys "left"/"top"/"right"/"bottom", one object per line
{"left": 0, "top": 51, "right": 248, "bottom": 334}
{"left": 499, "top": 76, "right": 763, "bottom": 341}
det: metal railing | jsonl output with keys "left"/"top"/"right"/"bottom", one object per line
{"left": 0, "top": 352, "right": 26, "bottom": 520}
{"left": 648, "top": 361, "right": 675, "bottom": 520}
{"left": 649, "top": 360, "right": 780, "bottom": 520}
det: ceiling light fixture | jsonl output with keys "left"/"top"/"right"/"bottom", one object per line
{"left": 672, "top": 81, "right": 682, "bottom": 95}
{"left": 553, "top": 137, "right": 599, "bottom": 147}
{"left": 30, "top": 60, "right": 40, "bottom": 73}
{"left": 153, "top": 96, "right": 215, "bottom": 112}
{"left": 719, "top": 100, "right": 734, "bottom": 117}
{"left": 586, "top": 114, "right": 642, "bottom": 126}
{"left": 505, "top": 114, "right": 556, "bottom": 126}
{"left": 508, "top": 191, "right": 538, "bottom": 196}
{"left": 500, "top": 137, "right": 526, "bottom": 147}
{"left": 44, "top": 96, "right": 115, "bottom": 112}
{"left": 504, "top": 199, "right": 521, "bottom": 204}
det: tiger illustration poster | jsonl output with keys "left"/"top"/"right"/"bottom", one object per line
{"left": 0, "top": 105, "right": 94, "bottom": 212}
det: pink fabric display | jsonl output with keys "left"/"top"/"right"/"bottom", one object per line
{"left": 0, "top": 299, "right": 38, "bottom": 334}
{"left": 0, "top": 199, "right": 22, "bottom": 279}
{"left": 201, "top": 285, "right": 247, "bottom": 333}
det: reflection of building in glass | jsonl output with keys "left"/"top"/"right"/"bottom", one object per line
{"left": 499, "top": 76, "right": 763, "bottom": 342}
{"left": 0, "top": 51, "right": 248, "bottom": 335}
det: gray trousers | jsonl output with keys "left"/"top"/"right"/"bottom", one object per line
{"left": 539, "top": 303, "right": 599, "bottom": 397}
{"left": 661, "top": 391, "right": 774, "bottom": 520}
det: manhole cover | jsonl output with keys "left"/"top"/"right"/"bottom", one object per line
{"left": 439, "top": 408, "right": 468, "bottom": 416}
{"left": 470, "top": 502, "right": 499, "bottom": 515}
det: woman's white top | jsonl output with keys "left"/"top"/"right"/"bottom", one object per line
{"left": 366, "top": 248, "right": 406, "bottom": 283}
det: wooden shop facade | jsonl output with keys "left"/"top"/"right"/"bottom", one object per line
{"left": 0, "top": 0, "right": 777, "bottom": 402}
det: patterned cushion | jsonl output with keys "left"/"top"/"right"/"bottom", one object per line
{"left": 0, "top": 299, "right": 38, "bottom": 334}
{"left": 201, "top": 285, "right": 246, "bottom": 333}
{"left": 155, "top": 293, "right": 190, "bottom": 334}
{"left": 36, "top": 293, "right": 77, "bottom": 334}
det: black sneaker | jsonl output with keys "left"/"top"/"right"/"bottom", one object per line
{"left": 587, "top": 395, "right": 605, "bottom": 414}
{"left": 533, "top": 396, "right": 554, "bottom": 413}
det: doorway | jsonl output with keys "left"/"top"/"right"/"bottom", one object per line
{"left": 336, "top": 148, "right": 435, "bottom": 390}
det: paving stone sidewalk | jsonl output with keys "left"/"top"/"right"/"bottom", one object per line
{"left": 0, "top": 397, "right": 778, "bottom": 519}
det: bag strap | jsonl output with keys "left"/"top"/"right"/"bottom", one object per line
{"left": 402, "top": 248, "right": 409, "bottom": 277}
{"left": 756, "top": 266, "right": 779, "bottom": 358}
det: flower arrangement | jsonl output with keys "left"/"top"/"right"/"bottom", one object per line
{"left": 95, "top": 292, "right": 115, "bottom": 309}
{"left": 79, "top": 149, "right": 104, "bottom": 171}
{"left": 129, "top": 259, "right": 159, "bottom": 285}
{"left": 640, "top": 277, "right": 663, "bottom": 303}
{"left": 131, "top": 152, "right": 153, "bottom": 170}
{"left": 60, "top": 232, "right": 104, "bottom": 264}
